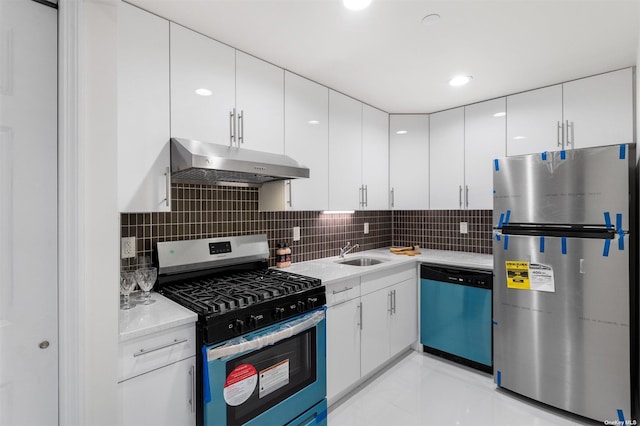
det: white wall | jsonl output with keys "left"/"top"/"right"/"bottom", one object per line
{"left": 79, "top": 0, "right": 119, "bottom": 423}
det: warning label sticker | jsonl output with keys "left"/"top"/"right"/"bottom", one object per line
{"left": 505, "top": 261, "right": 555, "bottom": 293}
{"left": 505, "top": 261, "right": 530, "bottom": 290}
{"left": 224, "top": 364, "right": 257, "bottom": 407}
{"left": 259, "top": 359, "right": 290, "bottom": 399}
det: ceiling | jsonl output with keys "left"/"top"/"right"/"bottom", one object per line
{"left": 127, "top": 0, "right": 639, "bottom": 113}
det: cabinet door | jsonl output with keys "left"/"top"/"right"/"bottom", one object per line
{"left": 429, "top": 107, "right": 464, "bottom": 209}
{"left": 284, "top": 72, "right": 329, "bottom": 210}
{"left": 362, "top": 105, "right": 389, "bottom": 210}
{"left": 118, "top": 4, "right": 171, "bottom": 212}
{"left": 563, "top": 68, "right": 634, "bottom": 149}
{"left": 328, "top": 90, "right": 362, "bottom": 211}
{"left": 170, "top": 23, "right": 235, "bottom": 145}
{"left": 464, "top": 98, "right": 506, "bottom": 210}
{"left": 360, "top": 289, "right": 390, "bottom": 377}
{"left": 326, "top": 299, "right": 361, "bottom": 405}
{"left": 118, "top": 356, "right": 196, "bottom": 426}
{"left": 506, "top": 84, "right": 562, "bottom": 156}
{"left": 236, "top": 51, "right": 285, "bottom": 154}
{"left": 389, "top": 278, "right": 418, "bottom": 358}
{"left": 389, "top": 115, "right": 429, "bottom": 210}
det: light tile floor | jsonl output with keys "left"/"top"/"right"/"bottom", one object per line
{"left": 328, "top": 351, "right": 596, "bottom": 426}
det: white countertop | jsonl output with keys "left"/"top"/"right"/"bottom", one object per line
{"left": 119, "top": 292, "right": 197, "bottom": 342}
{"left": 284, "top": 248, "right": 493, "bottom": 284}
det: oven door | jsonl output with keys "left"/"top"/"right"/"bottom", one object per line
{"left": 203, "top": 308, "right": 327, "bottom": 426}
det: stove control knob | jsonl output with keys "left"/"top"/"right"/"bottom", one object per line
{"left": 307, "top": 297, "right": 318, "bottom": 309}
{"left": 248, "top": 314, "right": 263, "bottom": 329}
{"left": 231, "top": 319, "right": 245, "bottom": 334}
{"left": 297, "top": 301, "right": 306, "bottom": 313}
{"left": 273, "top": 307, "right": 285, "bottom": 320}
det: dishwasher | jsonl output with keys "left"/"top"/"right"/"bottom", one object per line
{"left": 420, "top": 264, "right": 493, "bottom": 373}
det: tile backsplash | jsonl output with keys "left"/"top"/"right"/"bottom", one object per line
{"left": 120, "top": 184, "right": 493, "bottom": 269}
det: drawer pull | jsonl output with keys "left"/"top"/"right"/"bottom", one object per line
{"left": 133, "top": 338, "right": 188, "bottom": 358}
{"left": 332, "top": 286, "right": 353, "bottom": 295}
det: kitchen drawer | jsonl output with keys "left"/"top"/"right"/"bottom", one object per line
{"left": 118, "top": 322, "right": 196, "bottom": 382}
{"left": 361, "top": 265, "right": 417, "bottom": 296}
{"left": 326, "top": 277, "right": 360, "bottom": 307}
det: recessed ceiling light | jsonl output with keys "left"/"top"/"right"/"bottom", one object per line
{"left": 513, "top": 136, "right": 526, "bottom": 140}
{"left": 308, "top": 120, "right": 320, "bottom": 125}
{"left": 195, "top": 88, "right": 213, "bottom": 96}
{"left": 343, "top": 0, "right": 372, "bottom": 11}
{"left": 396, "top": 130, "right": 408, "bottom": 135}
{"left": 449, "top": 75, "right": 472, "bottom": 87}
{"left": 422, "top": 14, "right": 441, "bottom": 27}
{"left": 493, "top": 112, "right": 506, "bottom": 118}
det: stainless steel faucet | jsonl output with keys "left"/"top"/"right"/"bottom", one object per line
{"left": 339, "top": 242, "right": 359, "bottom": 258}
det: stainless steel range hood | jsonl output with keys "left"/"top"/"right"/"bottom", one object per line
{"left": 170, "top": 138, "right": 310, "bottom": 186}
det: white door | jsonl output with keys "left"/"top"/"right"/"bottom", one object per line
{"left": 284, "top": 72, "right": 329, "bottom": 211}
{"left": 118, "top": 3, "right": 171, "bottom": 212}
{"left": 235, "top": 51, "right": 285, "bottom": 154}
{"left": 360, "top": 289, "right": 390, "bottom": 377}
{"left": 429, "top": 107, "right": 464, "bottom": 209}
{"left": 562, "top": 68, "right": 634, "bottom": 149}
{"left": 464, "top": 97, "right": 506, "bottom": 209}
{"left": 362, "top": 105, "right": 389, "bottom": 210}
{"left": 389, "top": 114, "right": 429, "bottom": 210}
{"left": 506, "top": 84, "right": 562, "bottom": 156}
{"left": 0, "top": 1, "right": 58, "bottom": 424}
{"left": 326, "top": 299, "right": 361, "bottom": 404}
{"left": 388, "top": 279, "right": 418, "bottom": 358}
{"left": 170, "top": 23, "right": 235, "bottom": 145}
{"left": 328, "top": 90, "right": 362, "bottom": 211}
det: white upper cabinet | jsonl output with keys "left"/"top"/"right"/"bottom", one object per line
{"left": 389, "top": 115, "right": 429, "bottom": 210}
{"left": 235, "top": 52, "right": 285, "bottom": 154}
{"left": 362, "top": 105, "right": 389, "bottom": 210}
{"left": 562, "top": 68, "right": 633, "bottom": 149}
{"left": 328, "top": 90, "right": 363, "bottom": 211}
{"left": 259, "top": 72, "right": 329, "bottom": 211}
{"left": 429, "top": 107, "right": 465, "bottom": 209}
{"left": 169, "top": 23, "right": 235, "bottom": 146}
{"left": 118, "top": 3, "right": 171, "bottom": 212}
{"left": 507, "top": 68, "right": 634, "bottom": 156}
{"left": 506, "top": 84, "right": 562, "bottom": 156}
{"left": 464, "top": 98, "right": 506, "bottom": 210}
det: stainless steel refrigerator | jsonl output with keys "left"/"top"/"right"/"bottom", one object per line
{"left": 493, "top": 143, "right": 638, "bottom": 423}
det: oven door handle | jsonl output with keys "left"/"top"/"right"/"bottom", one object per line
{"left": 205, "top": 308, "right": 326, "bottom": 361}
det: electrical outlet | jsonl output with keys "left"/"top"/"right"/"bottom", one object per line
{"left": 460, "top": 222, "right": 468, "bottom": 234}
{"left": 292, "top": 226, "right": 301, "bottom": 242}
{"left": 364, "top": 222, "right": 369, "bottom": 234}
{"left": 121, "top": 236, "right": 136, "bottom": 259}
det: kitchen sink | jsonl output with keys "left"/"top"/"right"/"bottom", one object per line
{"left": 335, "top": 257, "right": 387, "bottom": 267}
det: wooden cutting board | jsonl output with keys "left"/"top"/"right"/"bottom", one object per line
{"left": 390, "top": 246, "right": 421, "bottom": 256}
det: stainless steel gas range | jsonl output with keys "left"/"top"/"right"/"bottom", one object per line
{"left": 155, "top": 234, "right": 327, "bottom": 426}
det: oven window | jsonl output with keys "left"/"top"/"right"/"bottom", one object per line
{"left": 225, "top": 327, "right": 316, "bottom": 425}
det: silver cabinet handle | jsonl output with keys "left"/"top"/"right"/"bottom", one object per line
{"left": 238, "top": 110, "right": 244, "bottom": 144}
{"left": 230, "top": 108, "right": 236, "bottom": 146}
{"left": 364, "top": 184, "right": 368, "bottom": 208}
{"left": 286, "top": 180, "right": 292, "bottom": 208}
{"left": 393, "top": 289, "right": 397, "bottom": 314}
{"left": 132, "top": 338, "right": 188, "bottom": 358}
{"left": 388, "top": 290, "right": 393, "bottom": 313}
{"left": 189, "top": 364, "right": 196, "bottom": 413}
{"left": 391, "top": 187, "right": 395, "bottom": 208}
{"left": 557, "top": 121, "right": 563, "bottom": 147}
{"left": 566, "top": 120, "right": 573, "bottom": 147}
{"left": 459, "top": 185, "right": 463, "bottom": 208}
{"left": 465, "top": 185, "right": 469, "bottom": 208}
{"left": 332, "top": 286, "right": 353, "bottom": 295}
{"left": 358, "top": 303, "right": 362, "bottom": 330}
{"left": 359, "top": 186, "right": 363, "bottom": 207}
{"left": 164, "top": 167, "right": 171, "bottom": 207}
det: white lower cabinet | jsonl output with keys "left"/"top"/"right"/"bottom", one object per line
{"left": 118, "top": 356, "right": 196, "bottom": 426}
{"left": 326, "top": 265, "right": 418, "bottom": 406}
{"left": 118, "top": 323, "right": 196, "bottom": 426}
